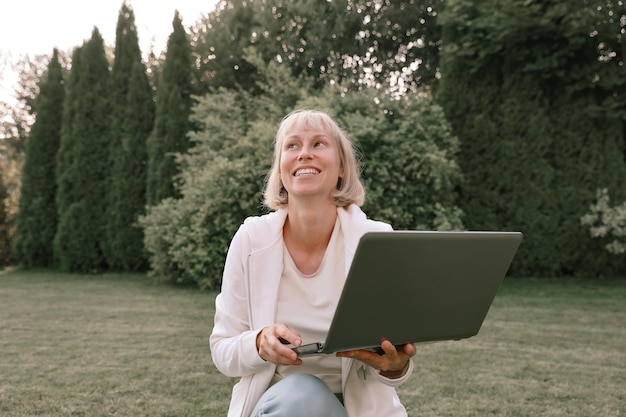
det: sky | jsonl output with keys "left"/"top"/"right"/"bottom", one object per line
{"left": 0, "top": 0, "right": 219, "bottom": 104}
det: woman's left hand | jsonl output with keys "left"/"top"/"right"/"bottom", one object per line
{"left": 336, "top": 339, "right": 416, "bottom": 379}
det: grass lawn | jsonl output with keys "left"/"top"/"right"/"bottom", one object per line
{"left": 0, "top": 268, "right": 624, "bottom": 416}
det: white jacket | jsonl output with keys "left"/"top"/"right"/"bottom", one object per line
{"left": 210, "top": 205, "right": 414, "bottom": 417}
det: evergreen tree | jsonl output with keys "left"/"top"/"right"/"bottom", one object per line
{"left": 109, "top": 61, "right": 155, "bottom": 270}
{"left": 106, "top": 3, "right": 155, "bottom": 270}
{"left": 438, "top": 0, "right": 626, "bottom": 277}
{"left": 54, "top": 29, "right": 111, "bottom": 272}
{"left": 55, "top": 47, "right": 83, "bottom": 234}
{"left": 146, "top": 11, "right": 193, "bottom": 206}
{"left": 14, "top": 50, "right": 65, "bottom": 267}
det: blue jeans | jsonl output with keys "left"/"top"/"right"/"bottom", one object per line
{"left": 251, "top": 373, "right": 347, "bottom": 417}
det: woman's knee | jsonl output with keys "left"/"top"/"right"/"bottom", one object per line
{"left": 279, "top": 373, "right": 331, "bottom": 398}
{"left": 252, "top": 374, "right": 346, "bottom": 417}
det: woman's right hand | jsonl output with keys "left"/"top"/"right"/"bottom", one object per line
{"left": 256, "top": 323, "right": 303, "bottom": 365}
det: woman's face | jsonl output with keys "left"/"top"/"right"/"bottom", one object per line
{"left": 279, "top": 127, "right": 344, "bottom": 203}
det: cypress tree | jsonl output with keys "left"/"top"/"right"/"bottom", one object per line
{"left": 55, "top": 47, "right": 83, "bottom": 230}
{"left": 14, "top": 49, "right": 65, "bottom": 267}
{"left": 109, "top": 61, "right": 155, "bottom": 270}
{"left": 106, "top": 3, "right": 155, "bottom": 270}
{"left": 146, "top": 11, "right": 193, "bottom": 206}
{"left": 54, "top": 29, "right": 111, "bottom": 272}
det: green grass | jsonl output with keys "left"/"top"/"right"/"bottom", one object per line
{"left": 400, "top": 279, "right": 626, "bottom": 416}
{"left": 0, "top": 269, "right": 230, "bottom": 416}
{"left": 1, "top": 269, "right": 625, "bottom": 416}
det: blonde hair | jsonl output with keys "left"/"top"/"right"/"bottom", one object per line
{"left": 263, "top": 109, "right": 365, "bottom": 210}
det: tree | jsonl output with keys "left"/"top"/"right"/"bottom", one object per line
{"left": 146, "top": 11, "right": 194, "bottom": 206}
{"left": 191, "top": 0, "right": 444, "bottom": 95}
{"left": 14, "top": 50, "right": 65, "bottom": 267}
{"left": 12, "top": 54, "right": 50, "bottom": 122}
{"left": 191, "top": 0, "right": 260, "bottom": 93}
{"left": 338, "top": 0, "right": 444, "bottom": 95}
{"left": 54, "top": 29, "right": 111, "bottom": 272}
{"left": 438, "top": 0, "right": 626, "bottom": 276}
{"left": 0, "top": 54, "right": 44, "bottom": 265}
{"left": 582, "top": 0, "right": 626, "bottom": 156}
{"left": 106, "top": 3, "right": 155, "bottom": 270}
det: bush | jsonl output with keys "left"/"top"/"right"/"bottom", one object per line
{"left": 140, "top": 58, "right": 464, "bottom": 289}
{"left": 353, "top": 97, "right": 463, "bottom": 230}
{"left": 140, "top": 89, "right": 276, "bottom": 288}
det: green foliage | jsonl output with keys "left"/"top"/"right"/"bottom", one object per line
{"left": 141, "top": 55, "right": 463, "bottom": 288}
{"left": 12, "top": 0, "right": 623, "bottom": 280}
{"left": 106, "top": 4, "right": 155, "bottom": 271}
{"left": 336, "top": 94, "right": 463, "bottom": 230}
{"left": 140, "top": 69, "right": 285, "bottom": 287}
{"left": 299, "top": 88, "right": 463, "bottom": 230}
{"left": 0, "top": 54, "right": 43, "bottom": 264}
{"left": 192, "top": 0, "right": 444, "bottom": 94}
{"left": 440, "top": 1, "right": 591, "bottom": 79}
{"left": 54, "top": 30, "right": 111, "bottom": 272}
{"left": 438, "top": 0, "right": 626, "bottom": 277}
{"left": 346, "top": 0, "right": 444, "bottom": 95}
{"left": 439, "top": 0, "right": 625, "bottom": 116}
{"left": 146, "top": 12, "right": 194, "bottom": 206}
{"left": 191, "top": 0, "right": 260, "bottom": 93}
{"left": 14, "top": 50, "right": 65, "bottom": 268}
{"left": 140, "top": 89, "right": 277, "bottom": 288}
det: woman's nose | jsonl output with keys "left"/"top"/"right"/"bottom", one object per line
{"left": 298, "top": 147, "right": 312, "bottom": 160}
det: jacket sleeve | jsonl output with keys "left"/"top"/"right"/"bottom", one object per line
{"left": 209, "top": 225, "right": 269, "bottom": 377}
{"left": 368, "top": 357, "right": 414, "bottom": 387}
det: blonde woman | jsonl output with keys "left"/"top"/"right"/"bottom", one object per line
{"left": 210, "top": 109, "right": 416, "bottom": 417}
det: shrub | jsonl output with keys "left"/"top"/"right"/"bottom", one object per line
{"left": 140, "top": 58, "right": 464, "bottom": 288}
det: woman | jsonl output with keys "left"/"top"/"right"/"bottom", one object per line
{"left": 210, "top": 109, "right": 416, "bottom": 417}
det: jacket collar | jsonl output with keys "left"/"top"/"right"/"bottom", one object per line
{"left": 250, "top": 205, "right": 367, "bottom": 253}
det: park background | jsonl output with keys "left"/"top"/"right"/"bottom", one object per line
{"left": 0, "top": 1, "right": 625, "bottom": 415}
{"left": 1, "top": 0, "right": 626, "bottom": 284}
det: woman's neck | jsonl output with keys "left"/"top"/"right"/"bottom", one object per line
{"left": 285, "top": 201, "right": 337, "bottom": 249}
{"left": 283, "top": 200, "right": 338, "bottom": 275}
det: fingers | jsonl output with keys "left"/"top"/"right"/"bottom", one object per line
{"left": 336, "top": 340, "right": 415, "bottom": 375}
{"left": 381, "top": 340, "right": 416, "bottom": 358}
{"left": 256, "top": 323, "right": 303, "bottom": 366}
{"left": 402, "top": 341, "right": 417, "bottom": 357}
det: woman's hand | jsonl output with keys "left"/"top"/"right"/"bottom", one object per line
{"left": 256, "top": 323, "right": 303, "bottom": 366}
{"left": 336, "top": 340, "right": 416, "bottom": 378}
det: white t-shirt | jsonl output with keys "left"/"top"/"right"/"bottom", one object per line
{"left": 272, "top": 218, "right": 345, "bottom": 393}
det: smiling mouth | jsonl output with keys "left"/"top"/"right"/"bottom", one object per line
{"left": 294, "top": 168, "right": 320, "bottom": 177}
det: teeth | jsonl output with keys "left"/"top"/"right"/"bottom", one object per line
{"left": 295, "top": 168, "right": 319, "bottom": 176}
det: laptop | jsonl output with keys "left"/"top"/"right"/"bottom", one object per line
{"left": 291, "top": 230, "right": 522, "bottom": 355}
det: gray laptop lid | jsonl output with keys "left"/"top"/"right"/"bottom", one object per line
{"left": 318, "top": 230, "right": 522, "bottom": 354}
